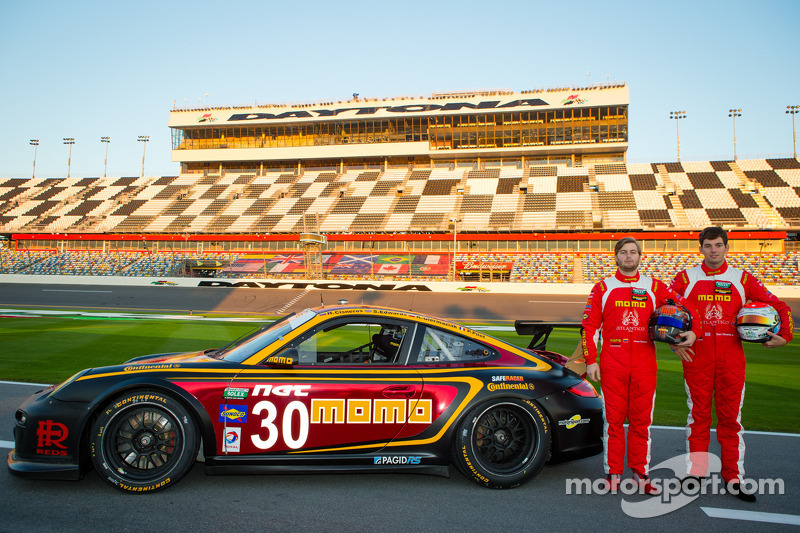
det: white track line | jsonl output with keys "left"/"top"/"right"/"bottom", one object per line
{"left": 0, "top": 440, "right": 13, "bottom": 449}
{"left": 701, "top": 507, "right": 800, "bottom": 526}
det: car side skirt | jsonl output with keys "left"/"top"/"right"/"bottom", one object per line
{"left": 204, "top": 452, "right": 449, "bottom": 478}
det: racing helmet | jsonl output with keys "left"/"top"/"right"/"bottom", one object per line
{"left": 736, "top": 302, "right": 781, "bottom": 343}
{"left": 648, "top": 301, "right": 692, "bottom": 344}
{"left": 372, "top": 325, "right": 405, "bottom": 360}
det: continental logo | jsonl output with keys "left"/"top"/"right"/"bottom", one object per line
{"left": 487, "top": 382, "right": 534, "bottom": 392}
{"left": 462, "top": 445, "right": 489, "bottom": 484}
{"left": 123, "top": 364, "right": 179, "bottom": 372}
{"left": 113, "top": 394, "right": 166, "bottom": 408}
{"left": 118, "top": 478, "right": 170, "bottom": 492}
{"left": 524, "top": 399, "right": 549, "bottom": 433}
{"left": 615, "top": 301, "right": 646, "bottom": 308}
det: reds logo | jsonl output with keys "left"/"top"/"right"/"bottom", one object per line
{"left": 36, "top": 419, "right": 68, "bottom": 455}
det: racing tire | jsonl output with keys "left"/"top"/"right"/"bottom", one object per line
{"left": 453, "top": 398, "right": 550, "bottom": 489}
{"left": 90, "top": 390, "right": 199, "bottom": 493}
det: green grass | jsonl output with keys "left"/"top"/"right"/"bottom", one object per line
{"left": 1, "top": 316, "right": 796, "bottom": 433}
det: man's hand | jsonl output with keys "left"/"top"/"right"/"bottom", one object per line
{"left": 671, "top": 345, "right": 694, "bottom": 362}
{"left": 586, "top": 362, "right": 600, "bottom": 382}
{"left": 675, "top": 330, "right": 696, "bottom": 347}
{"left": 670, "top": 331, "right": 696, "bottom": 362}
{"left": 762, "top": 331, "right": 788, "bottom": 348}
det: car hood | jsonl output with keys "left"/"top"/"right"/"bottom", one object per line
{"left": 123, "top": 351, "right": 212, "bottom": 365}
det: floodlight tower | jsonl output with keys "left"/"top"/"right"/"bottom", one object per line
{"left": 138, "top": 135, "right": 149, "bottom": 177}
{"left": 101, "top": 136, "right": 111, "bottom": 177}
{"left": 728, "top": 109, "right": 742, "bottom": 160}
{"left": 669, "top": 111, "right": 686, "bottom": 161}
{"left": 787, "top": 105, "right": 799, "bottom": 159}
{"left": 63, "top": 138, "right": 75, "bottom": 178}
{"left": 30, "top": 139, "right": 39, "bottom": 179}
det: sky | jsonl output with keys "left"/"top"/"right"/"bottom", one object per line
{"left": 1, "top": 0, "right": 799, "bottom": 179}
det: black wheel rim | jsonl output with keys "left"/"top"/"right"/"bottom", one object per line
{"left": 104, "top": 405, "right": 182, "bottom": 480}
{"left": 473, "top": 405, "right": 536, "bottom": 474}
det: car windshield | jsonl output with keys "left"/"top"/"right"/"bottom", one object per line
{"left": 217, "top": 308, "right": 317, "bottom": 363}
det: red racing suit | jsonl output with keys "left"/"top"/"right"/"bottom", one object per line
{"left": 582, "top": 270, "right": 702, "bottom": 476}
{"left": 671, "top": 261, "right": 794, "bottom": 482}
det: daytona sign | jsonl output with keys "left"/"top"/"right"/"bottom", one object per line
{"left": 198, "top": 281, "right": 432, "bottom": 291}
{"left": 227, "top": 99, "right": 549, "bottom": 122}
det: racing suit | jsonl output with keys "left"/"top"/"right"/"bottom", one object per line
{"left": 671, "top": 261, "right": 794, "bottom": 482}
{"left": 582, "top": 271, "right": 701, "bottom": 476}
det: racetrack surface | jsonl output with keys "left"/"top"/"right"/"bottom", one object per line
{"left": 2, "top": 283, "right": 799, "bottom": 531}
{"left": 1, "top": 282, "right": 797, "bottom": 325}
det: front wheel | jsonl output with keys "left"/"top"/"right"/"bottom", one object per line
{"left": 453, "top": 399, "right": 550, "bottom": 489}
{"left": 90, "top": 390, "right": 199, "bottom": 493}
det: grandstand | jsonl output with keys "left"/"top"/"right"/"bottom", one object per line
{"left": 1, "top": 85, "right": 799, "bottom": 285}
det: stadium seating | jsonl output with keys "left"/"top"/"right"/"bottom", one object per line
{"left": 2, "top": 158, "right": 796, "bottom": 234}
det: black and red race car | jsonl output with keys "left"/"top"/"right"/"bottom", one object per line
{"left": 8, "top": 305, "right": 602, "bottom": 493}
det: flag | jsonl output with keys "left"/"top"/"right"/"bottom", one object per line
{"left": 375, "top": 255, "right": 410, "bottom": 265}
{"left": 329, "top": 254, "right": 373, "bottom": 274}
{"left": 374, "top": 264, "right": 409, "bottom": 275}
{"left": 410, "top": 254, "right": 449, "bottom": 275}
{"left": 228, "top": 259, "right": 267, "bottom": 273}
{"left": 413, "top": 254, "right": 447, "bottom": 265}
{"left": 269, "top": 261, "right": 304, "bottom": 273}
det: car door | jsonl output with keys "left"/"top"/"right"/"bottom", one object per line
{"left": 221, "top": 316, "right": 427, "bottom": 455}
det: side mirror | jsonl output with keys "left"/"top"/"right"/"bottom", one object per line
{"left": 263, "top": 348, "right": 298, "bottom": 367}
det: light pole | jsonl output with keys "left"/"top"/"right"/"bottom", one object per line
{"left": 669, "top": 111, "right": 686, "bottom": 161}
{"left": 450, "top": 216, "right": 462, "bottom": 282}
{"left": 787, "top": 105, "right": 799, "bottom": 159}
{"left": 101, "top": 136, "right": 110, "bottom": 178}
{"left": 728, "top": 109, "right": 742, "bottom": 160}
{"left": 29, "top": 139, "right": 39, "bottom": 179}
{"left": 138, "top": 135, "right": 149, "bottom": 177}
{"left": 63, "top": 138, "right": 75, "bottom": 178}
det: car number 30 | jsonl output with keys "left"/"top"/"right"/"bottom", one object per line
{"left": 251, "top": 400, "right": 309, "bottom": 450}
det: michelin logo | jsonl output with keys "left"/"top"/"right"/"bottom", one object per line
{"left": 374, "top": 456, "right": 421, "bottom": 465}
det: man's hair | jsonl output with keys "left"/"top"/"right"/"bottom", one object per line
{"left": 614, "top": 237, "right": 641, "bottom": 255}
{"left": 698, "top": 226, "right": 728, "bottom": 245}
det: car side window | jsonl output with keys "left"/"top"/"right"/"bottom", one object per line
{"left": 293, "top": 321, "right": 409, "bottom": 365}
{"left": 414, "top": 326, "right": 496, "bottom": 363}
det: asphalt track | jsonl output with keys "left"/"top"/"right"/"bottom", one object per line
{"left": 2, "top": 283, "right": 799, "bottom": 531}
{"left": 0, "top": 282, "right": 797, "bottom": 323}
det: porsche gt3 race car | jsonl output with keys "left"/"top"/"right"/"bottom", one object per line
{"left": 8, "top": 305, "right": 602, "bottom": 493}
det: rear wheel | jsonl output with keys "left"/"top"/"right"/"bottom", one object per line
{"left": 453, "top": 399, "right": 550, "bottom": 489}
{"left": 90, "top": 390, "right": 198, "bottom": 493}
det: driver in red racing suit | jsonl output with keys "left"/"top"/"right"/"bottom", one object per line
{"left": 670, "top": 226, "right": 793, "bottom": 502}
{"left": 582, "top": 237, "right": 701, "bottom": 494}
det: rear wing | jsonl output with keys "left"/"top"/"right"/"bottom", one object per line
{"left": 514, "top": 321, "right": 583, "bottom": 352}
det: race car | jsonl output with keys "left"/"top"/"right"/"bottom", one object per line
{"left": 8, "top": 305, "right": 602, "bottom": 493}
